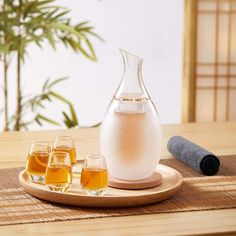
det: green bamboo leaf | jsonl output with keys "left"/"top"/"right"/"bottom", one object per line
{"left": 53, "top": 22, "right": 84, "bottom": 39}
{"left": 20, "top": 119, "right": 34, "bottom": 130}
{"left": 46, "top": 29, "right": 56, "bottom": 50}
{"left": 47, "top": 77, "right": 68, "bottom": 89}
{"left": 34, "top": 39, "right": 43, "bottom": 48}
{"left": 79, "top": 122, "right": 101, "bottom": 128}
{"left": 51, "top": 10, "right": 70, "bottom": 20}
{"left": 75, "top": 21, "right": 89, "bottom": 27}
{"left": 35, "top": 117, "right": 42, "bottom": 126}
{"left": 42, "top": 78, "right": 50, "bottom": 91}
{"left": 36, "top": 101, "right": 45, "bottom": 109}
{"left": 85, "top": 38, "right": 97, "bottom": 61}
{"left": 49, "top": 91, "right": 71, "bottom": 104}
{"left": 37, "top": 114, "right": 60, "bottom": 126}
{"left": 66, "top": 37, "right": 78, "bottom": 51}
{"left": 65, "top": 36, "right": 96, "bottom": 60}
{"left": 77, "top": 26, "right": 94, "bottom": 32}
{"left": 89, "top": 122, "right": 101, "bottom": 128}
{"left": 22, "top": 1, "right": 50, "bottom": 18}
{"left": 69, "top": 104, "right": 78, "bottom": 126}
{"left": 63, "top": 119, "right": 71, "bottom": 128}
{"left": 60, "top": 36, "right": 69, "bottom": 48}
{"left": 45, "top": 95, "right": 52, "bottom": 101}
{"left": 21, "top": 124, "right": 29, "bottom": 131}
{"left": 76, "top": 42, "right": 96, "bottom": 61}
{"left": 23, "top": 2, "right": 37, "bottom": 18}
{"left": 46, "top": 8, "right": 59, "bottom": 19}
{"left": 86, "top": 31, "right": 105, "bottom": 42}
{"left": 62, "top": 111, "right": 73, "bottom": 128}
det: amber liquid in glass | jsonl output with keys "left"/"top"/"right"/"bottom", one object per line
{"left": 54, "top": 146, "right": 77, "bottom": 164}
{"left": 81, "top": 168, "right": 108, "bottom": 190}
{"left": 26, "top": 151, "right": 49, "bottom": 176}
{"left": 45, "top": 164, "right": 72, "bottom": 187}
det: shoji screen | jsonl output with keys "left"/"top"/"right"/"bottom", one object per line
{"left": 183, "top": 0, "right": 236, "bottom": 122}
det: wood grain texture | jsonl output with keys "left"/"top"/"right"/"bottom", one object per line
{"left": 182, "top": 0, "right": 197, "bottom": 122}
{"left": 1, "top": 121, "right": 236, "bottom": 169}
{"left": 0, "top": 121, "right": 236, "bottom": 235}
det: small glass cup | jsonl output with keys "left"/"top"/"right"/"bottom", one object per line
{"left": 25, "top": 141, "right": 51, "bottom": 184}
{"left": 80, "top": 154, "right": 108, "bottom": 196}
{"left": 54, "top": 136, "right": 77, "bottom": 165}
{"left": 45, "top": 151, "right": 72, "bottom": 192}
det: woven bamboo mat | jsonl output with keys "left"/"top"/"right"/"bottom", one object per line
{"left": 0, "top": 156, "right": 236, "bottom": 226}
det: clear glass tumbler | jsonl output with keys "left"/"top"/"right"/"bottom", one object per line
{"left": 80, "top": 155, "right": 108, "bottom": 196}
{"left": 45, "top": 151, "right": 72, "bottom": 192}
{"left": 54, "top": 136, "right": 77, "bottom": 165}
{"left": 25, "top": 141, "right": 51, "bottom": 184}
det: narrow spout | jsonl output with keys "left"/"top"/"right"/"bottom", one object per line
{"left": 120, "top": 49, "right": 143, "bottom": 70}
{"left": 114, "top": 49, "right": 149, "bottom": 100}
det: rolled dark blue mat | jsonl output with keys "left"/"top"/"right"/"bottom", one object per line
{"left": 167, "top": 136, "right": 220, "bottom": 176}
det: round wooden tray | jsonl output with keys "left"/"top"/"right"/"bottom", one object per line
{"left": 19, "top": 164, "right": 183, "bottom": 208}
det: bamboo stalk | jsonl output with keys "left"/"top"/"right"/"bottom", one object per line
{"left": 3, "top": 54, "right": 9, "bottom": 131}
{"left": 3, "top": 0, "right": 9, "bottom": 131}
{"left": 14, "top": 50, "right": 22, "bottom": 131}
{"left": 14, "top": 0, "right": 22, "bottom": 131}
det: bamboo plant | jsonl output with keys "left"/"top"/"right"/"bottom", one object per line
{"left": 0, "top": 0, "right": 101, "bottom": 131}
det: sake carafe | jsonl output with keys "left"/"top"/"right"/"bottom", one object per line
{"left": 100, "top": 49, "right": 162, "bottom": 180}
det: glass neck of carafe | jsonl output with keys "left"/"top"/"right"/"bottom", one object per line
{"left": 114, "top": 49, "right": 149, "bottom": 101}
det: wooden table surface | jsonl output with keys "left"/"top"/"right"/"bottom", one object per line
{"left": 1, "top": 122, "right": 236, "bottom": 235}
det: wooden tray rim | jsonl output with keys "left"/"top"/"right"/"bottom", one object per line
{"left": 19, "top": 164, "right": 183, "bottom": 208}
{"left": 19, "top": 164, "right": 183, "bottom": 199}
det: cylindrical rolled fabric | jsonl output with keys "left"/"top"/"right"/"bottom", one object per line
{"left": 167, "top": 136, "right": 220, "bottom": 176}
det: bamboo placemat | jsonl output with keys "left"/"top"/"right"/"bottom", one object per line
{"left": 0, "top": 156, "right": 236, "bottom": 226}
